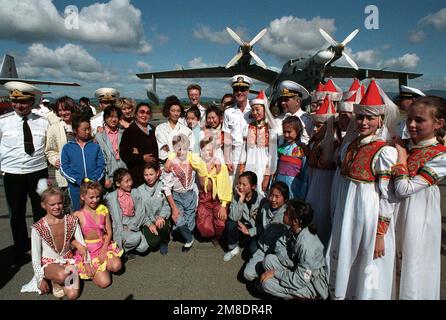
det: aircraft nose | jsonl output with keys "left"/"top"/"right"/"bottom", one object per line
{"left": 314, "top": 50, "right": 335, "bottom": 64}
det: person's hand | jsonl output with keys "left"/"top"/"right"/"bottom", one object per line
{"left": 236, "top": 186, "right": 245, "bottom": 203}
{"left": 96, "top": 126, "right": 104, "bottom": 134}
{"left": 171, "top": 207, "right": 180, "bottom": 225}
{"left": 148, "top": 224, "right": 158, "bottom": 236}
{"left": 39, "top": 278, "right": 50, "bottom": 294}
{"left": 217, "top": 206, "right": 227, "bottom": 221}
{"left": 76, "top": 245, "right": 87, "bottom": 258}
{"left": 260, "top": 270, "right": 275, "bottom": 283}
{"left": 143, "top": 154, "right": 155, "bottom": 163}
{"left": 237, "top": 164, "right": 245, "bottom": 175}
{"left": 132, "top": 148, "right": 139, "bottom": 155}
{"left": 262, "top": 175, "right": 270, "bottom": 192}
{"left": 237, "top": 221, "right": 249, "bottom": 236}
{"left": 104, "top": 179, "right": 113, "bottom": 189}
{"left": 98, "top": 248, "right": 107, "bottom": 264}
{"left": 161, "top": 145, "right": 170, "bottom": 152}
{"left": 155, "top": 217, "right": 165, "bottom": 229}
{"left": 374, "top": 235, "right": 385, "bottom": 259}
{"left": 84, "top": 263, "right": 94, "bottom": 277}
{"left": 55, "top": 159, "right": 61, "bottom": 169}
{"left": 226, "top": 163, "right": 234, "bottom": 173}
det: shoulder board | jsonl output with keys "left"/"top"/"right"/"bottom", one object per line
{"left": 0, "top": 111, "right": 14, "bottom": 119}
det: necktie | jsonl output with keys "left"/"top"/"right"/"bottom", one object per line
{"left": 23, "top": 116, "right": 35, "bottom": 155}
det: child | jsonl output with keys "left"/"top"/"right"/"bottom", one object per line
{"left": 273, "top": 116, "right": 309, "bottom": 200}
{"left": 95, "top": 106, "right": 127, "bottom": 190}
{"left": 162, "top": 134, "right": 197, "bottom": 251}
{"left": 192, "top": 137, "right": 232, "bottom": 243}
{"left": 305, "top": 95, "right": 339, "bottom": 248}
{"left": 73, "top": 180, "right": 123, "bottom": 288}
{"left": 224, "top": 171, "right": 264, "bottom": 262}
{"left": 21, "top": 185, "right": 89, "bottom": 299}
{"left": 201, "top": 106, "right": 225, "bottom": 163}
{"left": 260, "top": 199, "right": 329, "bottom": 300}
{"left": 185, "top": 106, "right": 202, "bottom": 153}
{"left": 393, "top": 96, "right": 446, "bottom": 299}
{"left": 105, "top": 168, "right": 149, "bottom": 254}
{"left": 326, "top": 80, "right": 399, "bottom": 300}
{"left": 243, "top": 182, "right": 289, "bottom": 281}
{"left": 243, "top": 91, "right": 278, "bottom": 197}
{"left": 61, "top": 114, "right": 105, "bottom": 211}
{"left": 137, "top": 163, "right": 171, "bottom": 255}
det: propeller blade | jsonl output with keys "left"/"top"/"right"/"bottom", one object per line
{"left": 226, "top": 27, "right": 244, "bottom": 46}
{"left": 249, "top": 28, "right": 267, "bottom": 46}
{"left": 342, "top": 51, "right": 359, "bottom": 70}
{"left": 249, "top": 51, "right": 267, "bottom": 69}
{"left": 341, "top": 29, "right": 359, "bottom": 46}
{"left": 319, "top": 28, "right": 338, "bottom": 47}
{"left": 225, "top": 52, "right": 243, "bottom": 69}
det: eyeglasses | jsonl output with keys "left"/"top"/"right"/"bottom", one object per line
{"left": 138, "top": 110, "right": 151, "bottom": 115}
{"left": 233, "top": 87, "right": 248, "bottom": 93}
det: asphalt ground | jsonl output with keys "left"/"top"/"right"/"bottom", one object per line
{"left": 0, "top": 175, "right": 445, "bottom": 300}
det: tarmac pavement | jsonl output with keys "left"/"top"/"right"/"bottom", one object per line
{"left": 0, "top": 176, "right": 445, "bottom": 300}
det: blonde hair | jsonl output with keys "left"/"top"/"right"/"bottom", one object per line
{"left": 116, "top": 97, "right": 136, "bottom": 110}
{"left": 41, "top": 186, "right": 64, "bottom": 202}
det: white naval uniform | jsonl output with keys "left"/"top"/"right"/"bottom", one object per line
{"left": 276, "top": 108, "right": 314, "bottom": 145}
{"left": 155, "top": 121, "right": 194, "bottom": 161}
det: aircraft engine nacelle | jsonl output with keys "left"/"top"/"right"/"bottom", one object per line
{"left": 313, "top": 50, "right": 335, "bottom": 65}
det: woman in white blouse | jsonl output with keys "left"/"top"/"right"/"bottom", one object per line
{"left": 155, "top": 95, "right": 194, "bottom": 163}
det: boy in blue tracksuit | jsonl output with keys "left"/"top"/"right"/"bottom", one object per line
{"left": 61, "top": 114, "right": 105, "bottom": 211}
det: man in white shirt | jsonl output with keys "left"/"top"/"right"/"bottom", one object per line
{"left": 275, "top": 80, "right": 313, "bottom": 145}
{"left": 186, "top": 84, "right": 207, "bottom": 127}
{"left": 0, "top": 81, "right": 49, "bottom": 266}
{"left": 90, "top": 87, "right": 120, "bottom": 135}
{"left": 396, "top": 85, "right": 425, "bottom": 139}
{"left": 222, "top": 75, "right": 253, "bottom": 176}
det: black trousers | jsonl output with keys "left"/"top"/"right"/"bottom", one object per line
{"left": 4, "top": 168, "right": 48, "bottom": 258}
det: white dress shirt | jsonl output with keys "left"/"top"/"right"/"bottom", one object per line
{"left": 0, "top": 112, "right": 49, "bottom": 174}
{"left": 222, "top": 102, "right": 252, "bottom": 165}
{"left": 155, "top": 121, "right": 194, "bottom": 161}
{"left": 276, "top": 108, "right": 314, "bottom": 145}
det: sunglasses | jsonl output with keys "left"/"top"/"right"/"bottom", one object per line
{"left": 138, "top": 110, "right": 151, "bottom": 115}
{"left": 233, "top": 87, "right": 248, "bottom": 93}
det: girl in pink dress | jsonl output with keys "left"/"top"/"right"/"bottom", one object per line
{"left": 73, "top": 180, "right": 123, "bottom": 288}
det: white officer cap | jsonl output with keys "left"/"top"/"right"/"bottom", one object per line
{"left": 94, "top": 87, "right": 120, "bottom": 102}
{"left": 399, "top": 85, "right": 425, "bottom": 99}
{"left": 4, "top": 81, "right": 42, "bottom": 107}
{"left": 230, "top": 75, "right": 253, "bottom": 88}
{"left": 278, "top": 80, "right": 310, "bottom": 100}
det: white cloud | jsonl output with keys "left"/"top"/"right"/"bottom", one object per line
{"left": 377, "top": 53, "right": 420, "bottom": 70}
{"left": 193, "top": 25, "right": 247, "bottom": 45}
{"left": 187, "top": 57, "right": 218, "bottom": 69}
{"left": 419, "top": 8, "right": 446, "bottom": 30}
{"left": 136, "top": 61, "right": 152, "bottom": 71}
{"left": 259, "top": 16, "right": 337, "bottom": 61}
{"left": 408, "top": 30, "right": 425, "bottom": 43}
{"left": 0, "top": 0, "right": 152, "bottom": 53}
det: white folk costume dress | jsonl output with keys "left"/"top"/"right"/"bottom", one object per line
{"left": 21, "top": 215, "right": 86, "bottom": 294}
{"left": 325, "top": 79, "right": 399, "bottom": 300}
{"left": 393, "top": 138, "right": 446, "bottom": 300}
{"left": 305, "top": 95, "right": 338, "bottom": 248}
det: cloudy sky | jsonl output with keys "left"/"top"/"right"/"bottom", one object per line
{"left": 0, "top": 0, "right": 445, "bottom": 100}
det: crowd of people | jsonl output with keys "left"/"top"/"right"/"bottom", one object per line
{"left": 0, "top": 75, "right": 445, "bottom": 300}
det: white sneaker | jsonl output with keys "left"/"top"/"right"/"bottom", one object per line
{"left": 223, "top": 246, "right": 240, "bottom": 262}
{"left": 184, "top": 237, "right": 194, "bottom": 248}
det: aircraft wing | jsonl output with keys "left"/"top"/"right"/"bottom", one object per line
{"left": 0, "top": 78, "right": 80, "bottom": 86}
{"left": 137, "top": 64, "right": 278, "bottom": 84}
{"left": 325, "top": 65, "right": 422, "bottom": 81}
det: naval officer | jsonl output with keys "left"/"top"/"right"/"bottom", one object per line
{"left": 90, "top": 87, "right": 120, "bottom": 135}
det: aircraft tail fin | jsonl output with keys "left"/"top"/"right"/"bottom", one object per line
{"left": 0, "top": 54, "right": 18, "bottom": 78}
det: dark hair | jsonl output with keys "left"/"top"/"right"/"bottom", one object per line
{"left": 163, "top": 95, "right": 184, "bottom": 118}
{"left": 79, "top": 97, "right": 90, "bottom": 105}
{"left": 143, "top": 162, "right": 160, "bottom": 172}
{"left": 103, "top": 105, "right": 123, "bottom": 123}
{"left": 221, "top": 93, "right": 234, "bottom": 104}
{"left": 80, "top": 179, "right": 103, "bottom": 197}
{"left": 239, "top": 171, "right": 257, "bottom": 186}
{"left": 270, "top": 181, "right": 290, "bottom": 201}
{"left": 282, "top": 116, "right": 303, "bottom": 139}
{"left": 286, "top": 199, "right": 316, "bottom": 234}
{"left": 186, "top": 106, "right": 201, "bottom": 120}
{"left": 113, "top": 168, "right": 131, "bottom": 186}
{"left": 135, "top": 102, "right": 152, "bottom": 114}
{"left": 72, "top": 113, "right": 91, "bottom": 131}
{"left": 55, "top": 96, "right": 79, "bottom": 116}
{"left": 187, "top": 84, "right": 202, "bottom": 95}
{"left": 206, "top": 105, "right": 222, "bottom": 119}
{"left": 41, "top": 186, "right": 64, "bottom": 202}
{"left": 413, "top": 96, "right": 446, "bottom": 145}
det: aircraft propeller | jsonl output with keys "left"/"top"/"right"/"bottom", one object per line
{"left": 225, "top": 27, "right": 268, "bottom": 69}
{"left": 319, "top": 28, "right": 359, "bottom": 70}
